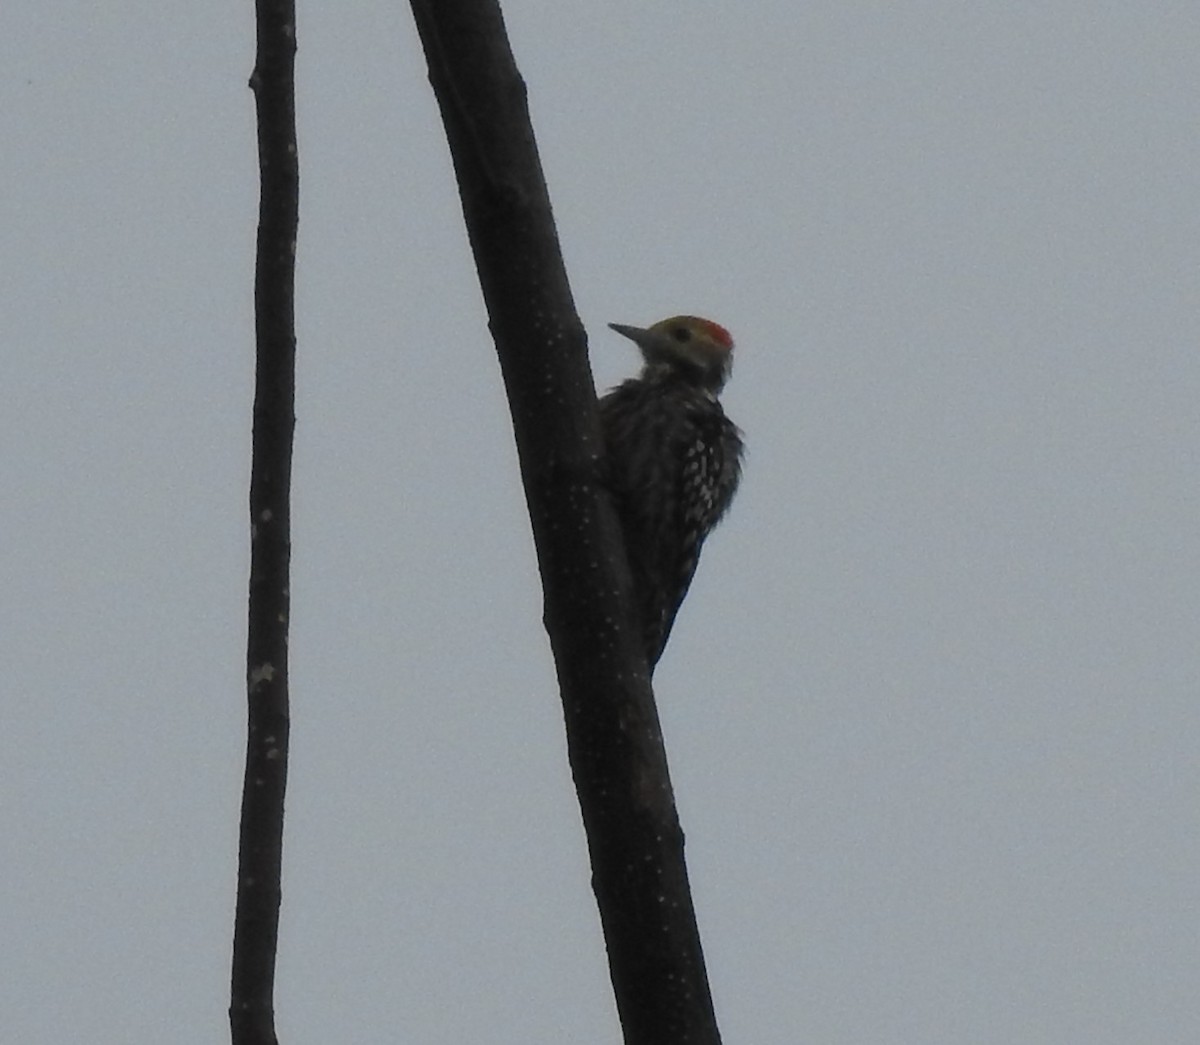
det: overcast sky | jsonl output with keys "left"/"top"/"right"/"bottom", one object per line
{"left": 3, "top": 2, "right": 1198, "bottom": 1042}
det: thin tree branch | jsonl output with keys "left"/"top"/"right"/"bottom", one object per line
{"left": 230, "top": 3, "right": 298, "bottom": 1043}
{"left": 408, "top": 2, "right": 722, "bottom": 1042}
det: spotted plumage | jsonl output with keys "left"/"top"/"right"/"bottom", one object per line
{"left": 600, "top": 316, "right": 743, "bottom": 670}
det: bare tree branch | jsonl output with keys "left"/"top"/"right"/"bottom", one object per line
{"left": 230, "top": 3, "right": 298, "bottom": 1043}
{"left": 408, "top": 2, "right": 723, "bottom": 1041}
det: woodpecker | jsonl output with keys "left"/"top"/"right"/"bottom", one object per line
{"left": 600, "top": 316, "right": 744, "bottom": 670}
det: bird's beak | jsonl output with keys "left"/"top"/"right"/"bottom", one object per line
{"left": 608, "top": 322, "right": 652, "bottom": 349}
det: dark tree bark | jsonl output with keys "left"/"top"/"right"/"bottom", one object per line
{"left": 408, "top": 3, "right": 723, "bottom": 1042}
{"left": 230, "top": 3, "right": 298, "bottom": 1044}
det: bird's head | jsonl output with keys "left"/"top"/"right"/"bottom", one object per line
{"left": 608, "top": 315, "right": 735, "bottom": 393}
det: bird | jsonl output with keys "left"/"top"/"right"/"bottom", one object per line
{"left": 599, "top": 315, "right": 743, "bottom": 671}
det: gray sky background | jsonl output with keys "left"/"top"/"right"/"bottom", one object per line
{"left": 3, "top": 2, "right": 1198, "bottom": 1042}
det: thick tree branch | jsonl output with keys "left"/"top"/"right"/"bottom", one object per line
{"left": 231, "top": 3, "right": 298, "bottom": 1044}
{"left": 408, "top": 2, "right": 722, "bottom": 1042}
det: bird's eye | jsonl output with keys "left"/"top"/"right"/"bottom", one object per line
{"left": 671, "top": 326, "right": 692, "bottom": 343}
